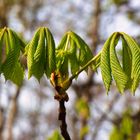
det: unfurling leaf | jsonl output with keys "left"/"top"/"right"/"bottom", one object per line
{"left": 56, "top": 31, "right": 93, "bottom": 80}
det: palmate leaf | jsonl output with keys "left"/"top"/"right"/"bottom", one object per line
{"left": 26, "top": 27, "right": 56, "bottom": 80}
{"left": 100, "top": 32, "right": 140, "bottom": 94}
{"left": 1, "top": 28, "right": 24, "bottom": 86}
{"left": 56, "top": 31, "right": 93, "bottom": 79}
{"left": 100, "top": 32, "right": 129, "bottom": 94}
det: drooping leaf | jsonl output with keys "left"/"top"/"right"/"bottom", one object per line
{"left": 11, "top": 30, "right": 26, "bottom": 53}
{"left": 26, "top": 27, "right": 56, "bottom": 80}
{"left": 26, "top": 28, "right": 40, "bottom": 78}
{"left": 1, "top": 28, "right": 24, "bottom": 85}
{"left": 45, "top": 28, "right": 56, "bottom": 77}
{"left": 110, "top": 33, "right": 128, "bottom": 93}
{"left": 71, "top": 32, "right": 93, "bottom": 67}
{"left": 69, "top": 38, "right": 79, "bottom": 75}
{"left": 31, "top": 28, "right": 45, "bottom": 80}
{"left": 100, "top": 33, "right": 114, "bottom": 93}
{"left": 122, "top": 37, "right": 132, "bottom": 89}
{"left": 121, "top": 32, "right": 140, "bottom": 93}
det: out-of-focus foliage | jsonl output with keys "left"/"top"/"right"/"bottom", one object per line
{"left": 111, "top": 0, "right": 128, "bottom": 6}
{"left": 80, "top": 125, "right": 89, "bottom": 139}
{"left": 47, "top": 130, "right": 64, "bottom": 140}
{"left": 76, "top": 98, "right": 90, "bottom": 120}
{"left": 109, "top": 111, "right": 134, "bottom": 140}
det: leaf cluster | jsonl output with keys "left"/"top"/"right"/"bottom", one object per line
{"left": 0, "top": 27, "right": 140, "bottom": 95}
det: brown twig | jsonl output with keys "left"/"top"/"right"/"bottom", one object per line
{"left": 59, "top": 100, "right": 71, "bottom": 140}
{"left": 54, "top": 92, "right": 71, "bottom": 140}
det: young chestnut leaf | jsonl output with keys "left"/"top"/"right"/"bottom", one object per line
{"left": 100, "top": 32, "right": 140, "bottom": 94}
{"left": 120, "top": 32, "right": 140, "bottom": 93}
{"left": 56, "top": 31, "right": 93, "bottom": 80}
{"left": 26, "top": 27, "right": 56, "bottom": 81}
{"left": 110, "top": 33, "right": 128, "bottom": 93}
{"left": 0, "top": 28, "right": 24, "bottom": 86}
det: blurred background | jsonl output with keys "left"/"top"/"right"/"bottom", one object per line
{"left": 0, "top": 0, "right": 140, "bottom": 140}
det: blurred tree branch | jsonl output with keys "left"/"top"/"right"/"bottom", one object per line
{"left": 5, "top": 87, "right": 21, "bottom": 140}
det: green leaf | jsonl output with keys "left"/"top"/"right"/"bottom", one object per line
{"left": 59, "top": 54, "right": 69, "bottom": 79}
{"left": 76, "top": 98, "right": 90, "bottom": 119}
{"left": 2, "top": 28, "right": 24, "bottom": 85}
{"left": 56, "top": 31, "right": 93, "bottom": 79}
{"left": 26, "top": 27, "right": 56, "bottom": 80}
{"left": 121, "top": 116, "right": 133, "bottom": 135}
{"left": 48, "top": 130, "right": 63, "bottom": 140}
{"left": 80, "top": 125, "right": 89, "bottom": 139}
{"left": 100, "top": 34, "right": 114, "bottom": 93}
{"left": 110, "top": 127, "right": 124, "bottom": 140}
{"left": 122, "top": 37, "right": 132, "bottom": 89}
{"left": 3, "top": 62, "right": 24, "bottom": 85}
{"left": 45, "top": 28, "right": 56, "bottom": 77}
{"left": 0, "top": 29, "right": 5, "bottom": 71}
{"left": 71, "top": 32, "right": 93, "bottom": 67}
{"left": 31, "top": 28, "right": 45, "bottom": 80}
{"left": 57, "top": 33, "right": 68, "bottom": 50}
{"left": 26, "top": 28, "right": 40, "bottom": 78}
{"left": 121, "top": 32, "right": 140, "bottom": 93}
{"left": 69, "top": 38, "right": 79, "bottom": 75}
{"left": 11, "top": 30, "right": 26, "bottom": 53}
{"left": 110, "top": 33, "right": 128, "bottom": 93}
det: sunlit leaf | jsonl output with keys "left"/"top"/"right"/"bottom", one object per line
{"left": 110, "top": 33, "right": 128, "bottom": 93}
{"left": 122, "top": 37, "right": 132, "bottom": 89}
{"left": 26, "top": 27, "right": 56, "bottom": 80}
{"left": 121, "top": 32, "right": 140, "bottom": 93}
{"left": 100, "top": 33, "right": 114, "bottom": 93}
{"left": 56, "top": 31, "right": 93, "bottom": 79}
{"left": 45, "top": 28, "right": 56, "bottom": 77}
